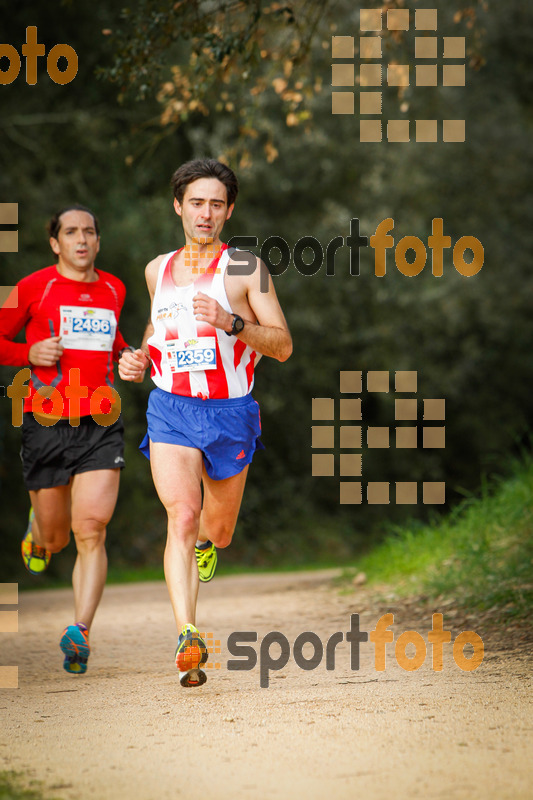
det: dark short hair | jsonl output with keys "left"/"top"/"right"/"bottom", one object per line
{"left": 171, "top": 159, "right": 239, "bottom": 207}
{"left": 47, "top": 205, "right": 100, "bottom": 239}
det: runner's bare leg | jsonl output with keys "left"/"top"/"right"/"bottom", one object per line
{"left": 150, "top": 443, "right": 249, "bottom": 631}
{"left": 198, "top": 465, "right": 249, "bottom": 548}
{"left": 70, "top": 469, "right": 120, "bottom": 630}
{"left": 29, "top": 485, "right": 71, "bottom": 553}
{"left": 150, "top": 442, "right": 204, "bottom": 631}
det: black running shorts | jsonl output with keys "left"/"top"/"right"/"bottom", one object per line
{"left": 20, "top": 413, "right": 125, "bottom": 491}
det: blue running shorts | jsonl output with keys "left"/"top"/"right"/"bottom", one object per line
{"left": 139, "top": 388, "right": 264, "bottom": 480}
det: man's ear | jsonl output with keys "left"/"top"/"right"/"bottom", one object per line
{"left": 226, "top": 203, "right": 235, "bottom": 222}
{"left": 49, "top": 237, "right": 60, "bottom": 256}
{"left": 173, "top": 197, "right": 183, "bottom": 217}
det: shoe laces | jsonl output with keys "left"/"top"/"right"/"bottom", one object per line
{"left": 197, "top": 546, "right": 212, "bottom": 567}
{"left": 32, "top": 544, "right": 48, "bottom": 558}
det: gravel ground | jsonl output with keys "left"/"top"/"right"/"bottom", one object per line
{"left": 1, "top": 570, "right": 532, "bottom": 800}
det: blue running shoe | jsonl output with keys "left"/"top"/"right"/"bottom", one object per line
{"left": 60, "top": 623, "right": 90, "bottom": 674}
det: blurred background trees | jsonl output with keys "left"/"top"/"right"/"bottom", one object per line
{"left": 1, "top": 0, "right": 532, "bottom": 581}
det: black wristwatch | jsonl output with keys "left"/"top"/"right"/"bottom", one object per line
{"left": 226, "top": 314, "right": 245, "bottom": 336}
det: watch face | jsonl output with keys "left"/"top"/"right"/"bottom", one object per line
{"left": 233, "top": 315, "right": 245, "bottom": 333}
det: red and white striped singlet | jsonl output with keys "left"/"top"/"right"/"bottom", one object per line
{"left": 147, "top": 245, "right": 260, "bottom": 399}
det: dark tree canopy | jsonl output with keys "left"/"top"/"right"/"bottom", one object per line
{"left": 0, "top": 0, "right": 532, "bottom": 580}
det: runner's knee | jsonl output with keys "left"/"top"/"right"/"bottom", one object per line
{"left": 209, "top": 524, "right": 235, "bottom": 549}
{"left": 36, "top": 520, "right": 71, "bottom": 553}
{"left": 42, "top": 534, "right": 70, "bottom": 554}
{"left": 72, "top": 519, "right": 107, "bottom": 549}
{"left": 167, "top": 502, "right": 200, "bottom": 543}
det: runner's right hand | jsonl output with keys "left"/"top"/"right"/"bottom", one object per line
{"left": 28, "top": 336, "right": 64, "bottom": 367}
{"left": 119, "top": 349, "right": 149, "bottom": 382}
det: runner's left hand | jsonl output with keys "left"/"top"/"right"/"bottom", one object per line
{"left": 193, "top": 292, "right": 232, "bottom": 332}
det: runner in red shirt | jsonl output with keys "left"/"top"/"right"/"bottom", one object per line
{"left": 0, "top": 205, "right": 135, "bottom": 674}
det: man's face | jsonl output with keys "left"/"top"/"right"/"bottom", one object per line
{"left": 174, "top": 177, "right": 234, "bottom": 245}
{"left": 50, "top": 210, "right": 100, "bottom": 272}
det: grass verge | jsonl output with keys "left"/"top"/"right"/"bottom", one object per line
{"left": 340, "top": 456, "right": 533, "bottom": 621}
{"left": 0, "top": 773, "right": 60, "bottom": 800}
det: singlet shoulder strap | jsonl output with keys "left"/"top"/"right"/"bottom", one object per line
{"left": 155, "top": 250, "right": 179, "bottom": 294}
{"left": 216, "top": 245, "right": 231, "bottom": 275}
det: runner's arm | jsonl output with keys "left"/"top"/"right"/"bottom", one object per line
{"left": 112, "top": 329, "right": 130, "bottom": 362}
{"left": 193, "top": 257, "right": 292, "bottom": 362}
{"left": 118, "top": 257, "right": 159, "bottom": 382}
{"left": 238, "top": 262, "right": 292, "bottom": 361}
{"left": 111, "top": 278, "right": 133, "bottom": 361}
{"left": 0, "top": 284, "right": 32, "bottom": 365}
{"left": 139, "top": 320, "right": 154, "bottom": 360}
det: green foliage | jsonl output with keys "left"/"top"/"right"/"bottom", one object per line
{"left": 99, "top": 0, "right": 313, "bottom": 103}
{"left": 346, "top": 455, "right": 533, "bottom": 619}
{"left": 1, "top": 0, "right": 532, "bottom": 580}
{"left": 0, "top": 773, "right": 58, "bottom": 800}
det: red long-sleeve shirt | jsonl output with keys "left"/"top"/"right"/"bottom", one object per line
{"left": 0, "top": 265, "right": 128, "bottom": 418}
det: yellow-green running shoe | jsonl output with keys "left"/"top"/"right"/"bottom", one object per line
{"left": 195, "top": 541, "right": 217, "bottom": 582}
{"left": 21, "top": 508, "right": 51, "bottom": 576}
{"left": 175, "top": 624, "right": 208, "bottom": 687}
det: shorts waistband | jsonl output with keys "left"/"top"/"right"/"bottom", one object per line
{"left": 23, "top": 412, "right": 98, "bottom": 427}
{"left": 152, "top": 387, "right": 255, "bottom": 408}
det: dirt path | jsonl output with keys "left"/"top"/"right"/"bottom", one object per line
{"left": 1, "top": 571, "right": 531, "bottom": 800}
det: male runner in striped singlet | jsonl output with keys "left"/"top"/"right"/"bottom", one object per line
{"left": 119, "top": 159, "right": 292, "bottom": 686}
{"left": 0, "top": 206, "right": 132, "bottom": 674}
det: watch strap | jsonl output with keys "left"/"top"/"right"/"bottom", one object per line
{"left": 226, "top": 314, "right": 244, "bottom": 336}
